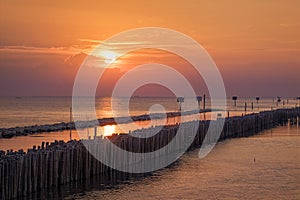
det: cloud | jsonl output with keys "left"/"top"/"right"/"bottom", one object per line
{"left": 0, "top": 38, "right": 105, "bottom": 55}
{"left": 0, "top": 45, "right": 80, "bottom": 55}
{"left": 78, "top": 39, "right": 103, "bottom": 43}
{"left": 78, "top": 38, "right": 148, "bottom": 47}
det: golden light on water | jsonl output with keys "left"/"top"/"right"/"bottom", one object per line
{"left": 103, "top": 125, "right": 116, "bottom": 136}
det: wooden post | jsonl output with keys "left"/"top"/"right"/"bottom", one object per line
{"left": 94, "top": 127, "right": 97, "bottom": 140}
{"left": 69, "top": 107, "right": 72, "bottom": 140}
{"left": 203, "top": 94, "right": 206, "bottom": 110}
{"left": 203, "top": 94, "right": 206, "bottom": 120}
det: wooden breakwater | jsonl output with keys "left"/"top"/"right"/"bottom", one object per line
{"left": 0, "top": 108, "right": 299, "bottom": 199}
{"left": 0, "top": 109, "right": 216, "bottom": 139}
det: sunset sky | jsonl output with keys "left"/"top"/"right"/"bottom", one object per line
{"left": 0, "top": 0, "right": 299, "bottom": 97}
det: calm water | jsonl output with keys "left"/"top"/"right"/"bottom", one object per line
{"left": 63, "top": 125, "right": 299, "bottom": 200}
{"left": 0, "top": 96, "right": 298, "bottom": 152}
{"left": 0, "top": 96, "right": 298, "bottom": 199}
{"left": 0, "top": 96, "right": 297, "bottom": 128}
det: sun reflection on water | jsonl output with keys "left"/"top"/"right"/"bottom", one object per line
{"left": 102, "top": 125, "right": 116, "bottom": 137}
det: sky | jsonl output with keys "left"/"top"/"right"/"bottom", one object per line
{"left": 0, "top": 0, "right": 299, "bottom": 97}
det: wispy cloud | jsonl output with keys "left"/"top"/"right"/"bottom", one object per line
{"left": 78, "top": 39, "right": 103, "bottom": 43}
{"left": 79, "top": 38, "right": 148, "bottom": 46}
{"left": 0, "top": 45, "right": 80, "bottom": 55}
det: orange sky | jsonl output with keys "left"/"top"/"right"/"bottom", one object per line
{"left": 0, "top": 0, "right": 299, "bottom": 97}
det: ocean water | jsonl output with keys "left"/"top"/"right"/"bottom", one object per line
{"left": 62, "top": 125, "right": 299, "bottom": 200}
{"left": 0, "top": 96, "right": 298, "bottom": 152}
{"left": 0, "top": 96, "right": 298, "bottom": 129}
{"left": 8, "top": 124, "right": 296, "bottom": 199}
{"left": 0, "top": 97, "right": 299, "bottom": 199}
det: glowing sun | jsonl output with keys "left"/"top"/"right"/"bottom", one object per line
{"left": 99, "top": 50, "right": 119, "bottom": 64}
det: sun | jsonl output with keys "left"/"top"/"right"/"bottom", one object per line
{"left": 99, "top": 50, "right": 119, "bottom": 64}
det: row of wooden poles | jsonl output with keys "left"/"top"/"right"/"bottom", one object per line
{"left": 0, "top": 108, "right": 299, "bottom": 199}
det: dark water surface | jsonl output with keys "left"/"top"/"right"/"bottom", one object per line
{"left": 55, "top": 125, "right": 299, "bottom": 200}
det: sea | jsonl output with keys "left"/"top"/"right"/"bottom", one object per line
{"left": 64, "top": 125, "right": 300, "bottom": 200}
{"left": 0, "top": 96, "right": 297, "bottom": 129}
{"left": 0, "top": 97, "right": 299, "bottom": 199}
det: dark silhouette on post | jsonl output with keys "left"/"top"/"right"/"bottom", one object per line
{"left": 232, "top": 96, "right": 237, "bottom": 106}
{"left": 256, "top": 97, "right": 260, "bottom": 111}
{"left": 196, "top": 96, "right": 202, "bottom": 111}
{"left": 256, "top": 97, "right": 260, "bottom": 104}
{"left": 277, "top": 97, "right": 281, "bottom": 107}
{"left": 177, "top": 97, "right": 184, "bottom": 111}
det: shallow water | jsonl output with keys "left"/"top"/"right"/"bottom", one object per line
{"left": 57, "top": 125, "right": 299, "bottom": 200}
{"left": 0, "top": 114, "right": 195, "bottom": 151}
